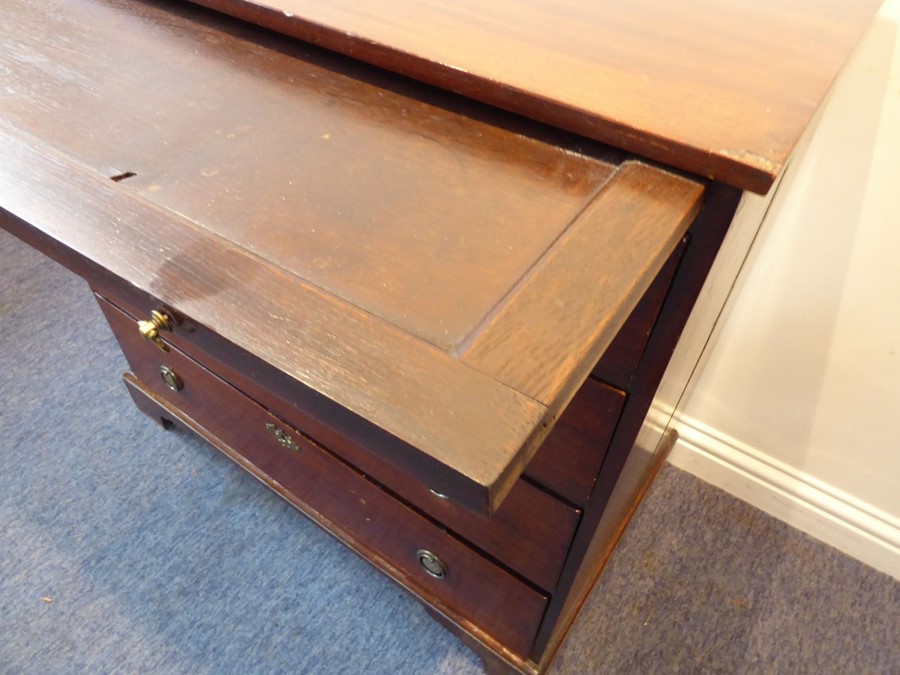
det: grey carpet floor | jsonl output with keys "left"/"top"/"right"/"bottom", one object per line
{"left": 1, "top": 227, "right": 898, "bottom": 674}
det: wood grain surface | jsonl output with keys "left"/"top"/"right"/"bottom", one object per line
{"left": 460, "top": 163, "right": 702, "bottom": 408}
{"left": 529, "top": 182, "right": 742, "bottom": 659}
{"left": 188, "top": 0, "right": 883, "bottom": 194}
{"left": 0, "top": 0, "right": 702, "bottom": 511}
{"left": 524, "top": 379, "right": 625, "bottom": 507}
{"left": 121, "top": 373, "right": 548, "bottom": 657}
{"left": 99, "top": 291, "right": 581, "bottom": 591}
{"left": 591, "top": 242, "right": 686, "bottom": 389}
{"left": 0, "top": 126, "right": 549, "bottom": 513}
{"left": 0, "top": 0, "right": 617, "bottom": 350}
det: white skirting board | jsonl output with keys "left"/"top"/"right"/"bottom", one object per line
{"left": 668, "top": 414, "right": 900, "bottom": 582}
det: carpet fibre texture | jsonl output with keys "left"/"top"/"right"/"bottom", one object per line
{"left": 1, "top": 227, "right": 899, "bottom": 674}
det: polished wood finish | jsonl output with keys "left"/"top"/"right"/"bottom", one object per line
{"left": 524, "top": 380, "right": 625, "bottom": 507}
{"left": 591, "top": 242, "right": 686, "bottom": 389}
{"left": 120, "top": 360, "right": 548, "bottom": 658}
{"left": 189, "top": 0, "right": 882, "bottom": 194}
{"left": 0, "top": 0, "right": 706, "bottom": 513}
{"left": 425, "top": 607, "right": 538, "bottom": 675}
{"left": 98, "top": 293, "right": 581, "bottom": 591}
{"left": 0, "top": 127, "right": 542, "bottom": 514}
{"left": 0, "top": 0, "right": 615, "bottom": 352}
{"left": 531, "top": 182, "right": 742, "bottom": 658}
{"left": 1, "top": 0, "right": 875, "bottom": 672}
{"left": 459, "top": 162, "right": 701, "bottom": 407}
{"left": 93, "top": 266, "right": 616, "bottom": 526}
{"left": 1, "top": 204, "right": 518, "bottom": 516}
{"left": 102, "top": 181, "right": 742, "bottom": 672}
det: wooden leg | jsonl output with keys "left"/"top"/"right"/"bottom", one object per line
{"left": 424, "top": 607, "right": 538, "bottom": 675}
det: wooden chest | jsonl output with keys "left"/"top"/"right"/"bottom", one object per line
{"left": 0, "top": 0, "right": 881, "bottom": 672}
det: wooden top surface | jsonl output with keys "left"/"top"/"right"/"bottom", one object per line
{"left": 0, "top": 0, "right": 702, "bottom": 511}
{"left": 189, "top": 0, "right": 883, "bottom": 195}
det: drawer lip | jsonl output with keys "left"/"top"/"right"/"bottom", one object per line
{"left": 98, "top": 293, "right": 580, "bottom": 593}
{"left": 120, "top": 370, "right": 549, "bottom": 658}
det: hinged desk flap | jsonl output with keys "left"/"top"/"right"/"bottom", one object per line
{"left": 0, "top": 0, "right": 702, "bottom": 512}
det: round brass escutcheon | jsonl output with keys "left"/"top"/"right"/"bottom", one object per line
{"left": 416, "top": 549, "right": 447, "bottom": 579}
{"left": 159, "top": 365, "right": 184, "bottom": 391}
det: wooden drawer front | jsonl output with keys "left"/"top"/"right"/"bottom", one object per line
{"left": 284, "top": 422, "right": 580, "bottom": 592}
{"left": 96, "top": 292, "right": 580, "bottom": 591}
{"left": 97, "top": 296, "right": 548, "bottom": 657}
{"left": 524, "top": 379, "right": 625, "bottom": 506}
{"left": 591, "top": 241, "right": 685, "bottom": 389}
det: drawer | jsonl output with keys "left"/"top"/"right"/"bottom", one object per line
{"left": 96, "top": 293, "right": 578, "bottom": 591}
{"left": 524, "top": 378, "right": 626, "bottom": 506}
{"left": 285, "top": 422, "right": 582, "bottom": 591}
{"left": 591, "top": 240, "right": 686, "bottom": 389}
{"left": 102, "top": 301, "right": 549, "bottom": 657}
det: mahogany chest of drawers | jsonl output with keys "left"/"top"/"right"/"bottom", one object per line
{"left": 0, "top": 0, "right": 881, "bottom": 672}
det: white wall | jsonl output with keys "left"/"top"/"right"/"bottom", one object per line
{"left": 670, "top": 0, "right": 900, "bottom": 580}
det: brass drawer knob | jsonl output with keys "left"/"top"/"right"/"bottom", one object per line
{"left": 265, "top": 422, "right": 300, "bottom": 453}
{"left": 159, "top": 365, "right": 183, "bottom": 391}
{"left": 137, "top": 309, "right": 174, "bottom": 352}
{"left": 416, "top": 549, "right": 447, "bottom": 579}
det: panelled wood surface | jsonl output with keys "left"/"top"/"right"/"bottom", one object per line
{"left": 0, "top": 0, "right": 618, "bottom": 352}
{"left": 120, "top": 374, "right": 548, "bottom": 658}
{"left": 0, "top": 127, "right": 545, "bottom": 514}
{"left": 0, "top": 0, "right": 704, "bottom": 511}
{"left": 188, "top": 0, "right": 883, "bottom": 194}
{"left": 98, "top": 294, "right": 580, "bottom": 592}
{"left": 459, "top": 162, "right": 701, "bottom": 408}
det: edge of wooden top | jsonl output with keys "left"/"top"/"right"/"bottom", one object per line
{"left": 183, "top": 0, "right": 882, "bottom": 195}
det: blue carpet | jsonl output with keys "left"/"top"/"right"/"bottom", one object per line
{"left": 2, "top": 227, "right": 898, "bottom": 674}
{"left": 0, "top": 229, "right": 482, "bottom": 674}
